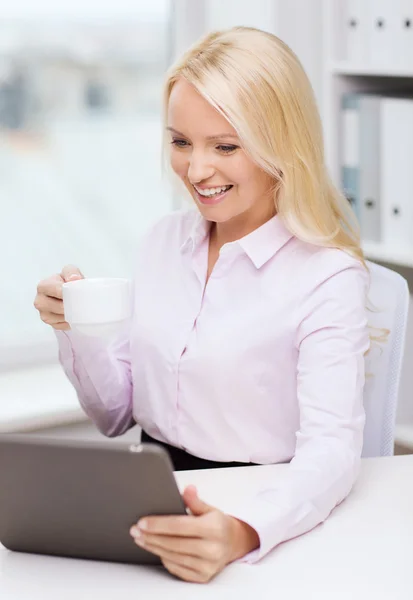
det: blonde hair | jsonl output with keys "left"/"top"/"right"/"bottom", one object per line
{"left": 163, "top": 25, "right": 365, "bottom": 266}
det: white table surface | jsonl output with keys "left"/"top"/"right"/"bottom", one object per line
{"left": 1, "top": 455, "right": 413, "bottom": 600}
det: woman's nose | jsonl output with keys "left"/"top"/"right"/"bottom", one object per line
{"left": 187, "top": 152, "right": 215, "bottom": 183}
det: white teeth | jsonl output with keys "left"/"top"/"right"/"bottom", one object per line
{"left": 195, "top": 185, "right": 231, "bottom": 197}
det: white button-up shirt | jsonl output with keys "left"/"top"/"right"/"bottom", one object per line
{"left": 56, "top": 208, "right": 370, "bottom": 561}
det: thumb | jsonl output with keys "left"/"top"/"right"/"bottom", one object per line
{"left": 61, "top": 264, "right": 84, "bottom": 283}
{"left": 183, "top": 485, "right": 213, "bottom": 516}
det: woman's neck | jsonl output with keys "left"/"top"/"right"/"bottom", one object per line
{"left": 210, "top": 205, "right": 276, "bottom": 250}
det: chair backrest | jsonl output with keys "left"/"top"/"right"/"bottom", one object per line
{"left": 362, "top": 261, "right": 409, "bottom": 457}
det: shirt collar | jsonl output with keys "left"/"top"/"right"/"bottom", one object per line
{"left": 180, "top": 211, "right": 294, "bottom": 268}
{"left": 238, "top": 214, "right": 294, "bottom": 268}
{"left": 180, "top": 211, "right": 211, "bottom": 254}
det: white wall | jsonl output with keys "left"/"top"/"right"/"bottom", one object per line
{"left": 205, "top": 0, "right": 278, "bottom": 32}
{"left": 275, "top": 0, "right": 324, "bottom": 111}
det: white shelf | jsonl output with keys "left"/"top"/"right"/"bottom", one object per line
{"left": 362, "top": 242, "right": 413, "bottom": 269}
{"left": 329, "top": 61, "right": 413, "bottom": 79}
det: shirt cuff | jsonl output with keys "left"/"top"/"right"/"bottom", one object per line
{"left": 227, "top": 491, "right": 314, "bottom": 563}
{"left": 55, "top": 329, "right": 111, "bottom": 364}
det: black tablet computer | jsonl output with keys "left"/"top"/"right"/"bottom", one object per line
{"left": 0, "top": 434, "right": 187, "bottom": 565}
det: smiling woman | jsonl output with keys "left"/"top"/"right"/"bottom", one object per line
{"left": 34, "top": 26, "right": 370, "bottom": 583}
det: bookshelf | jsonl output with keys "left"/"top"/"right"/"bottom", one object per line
{"left": 322, "top": 0, "right": 413, "bottom": 451}
{"left": 322, "top": 0, "right": 413, "bottom": 271}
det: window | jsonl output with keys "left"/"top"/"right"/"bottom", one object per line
{"left": 0, "top": 0, "right": 172, "bottom": 369}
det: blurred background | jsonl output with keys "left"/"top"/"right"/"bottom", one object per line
{"left": 0, "top": 0, "right": 172, "bottom": 359}
{"left": 0, "top": 0, "right": 412, "bottom": 454}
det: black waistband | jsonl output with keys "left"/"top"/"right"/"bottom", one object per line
{"left": 141, "top": 430, "right": 258, "bottom": 471}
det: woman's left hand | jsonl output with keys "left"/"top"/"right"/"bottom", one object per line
{"left": 130, "top": 485, "right": 260, "bottom": 583}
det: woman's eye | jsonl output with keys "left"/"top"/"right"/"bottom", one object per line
{"left": 170, "top": 140, "right": 237, "bottom": 153}
{"left": 171, "top": 139, "right": 189, "bottom": 148}
{"left": 217, "top": 145, "right": 238, "bottom": 154}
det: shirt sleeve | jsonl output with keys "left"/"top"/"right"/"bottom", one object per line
{"left": 226, "top": 253, "right": 370, "bottom": 563}
{"left": 55, "top": 328, "right": 134, "bottom": 437}
{"left": 53, "top": 212, "right": 185, "bottom": 438}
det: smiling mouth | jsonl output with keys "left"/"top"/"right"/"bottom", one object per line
{"left": 192, "top": 184, "right": 233, "bottom": 206}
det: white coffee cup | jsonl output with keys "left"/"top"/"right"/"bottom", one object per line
{"left": 62, "top": 277, "right": 133, "bottom": 338}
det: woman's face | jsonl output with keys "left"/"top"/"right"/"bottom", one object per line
{"left": 167, "top": 78, "right": 276, "bottom": 226}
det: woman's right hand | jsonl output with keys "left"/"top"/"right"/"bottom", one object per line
{"left": 34, "top": 265, "right": 84, "bottom": 331}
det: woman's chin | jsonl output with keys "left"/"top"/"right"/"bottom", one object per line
{"left": 196, "top": 204, "right": 237, "bottom": 224}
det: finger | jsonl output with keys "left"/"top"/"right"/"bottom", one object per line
{"left": 183, "top": 486, "right": 213, "bottom": 516}
{"left": 37, "top": 275, "right": 65, "bottom": 300}
{"left": 40, "top": 311, "right": 67, "bottom": 326}
{"left": 140, "top": 541, "right": 211, "bottom": 572}
{"left": 162, "top": 558, "right": 216, "bottom": 584}
{"left": 34, "top": 295, "right": 65, "bottom": 316}
{"left": 60, "top": 264, "right": 84, "bottom": 283}
{"left": 53, "top": 322, "right": 71, "bottom": 331}
{"left": 131, "top": 529, "right": 218, "bottom": 561}
{"left": 137, "top": 515, "right": 209, "bottom": 538}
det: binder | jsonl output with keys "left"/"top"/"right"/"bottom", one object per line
{"left": 380, "top": 98, "right": 413, "bottom": 252}
{"left": 341, "top": 93, "right": 382, "bottom": 242}
{"left": 341, "top": 94, "right": 360, "bottom": 221}
{"left": 358, "top": 95, "right": 381, "bottom": 242}
{"left": 344, "top": 0, "right": 368, "bottom": 63}
{"left": 366, "top": 0, "right": 398, "bottom": 67}
{"left": 398, "top": 0, "right": 413, "bottom": 67}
